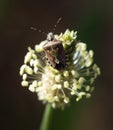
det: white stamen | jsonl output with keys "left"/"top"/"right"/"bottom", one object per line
{"left": 19, "top": 64, "right": 27, "bottom": 75}
{"left": 25, "top": 66, "right": 33, "bottom": 75}
{"left": 21, "top": 81, "right": 28, "bottom": 86}
{"left": 24, "top": 52, "right": 32, "bottom": 64}
{"left": 22, "top": 74, "right": 27, "bottom": 80}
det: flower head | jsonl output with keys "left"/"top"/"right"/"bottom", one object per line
{"left": 19, "top": 29, "right": 100, "bottom": 109}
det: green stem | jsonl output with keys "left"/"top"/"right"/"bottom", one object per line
{"left": 40, "top": 104, "right": 54, "bottom": 130}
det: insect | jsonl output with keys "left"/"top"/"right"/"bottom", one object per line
{"left": 30, "top": 18, "right": 66, "bottom": 70}
{"left": 43, "top": 18, "right": 66, "bottom": 70}
{"left": 43, "top": 32, "right": 66, "bottom": 70}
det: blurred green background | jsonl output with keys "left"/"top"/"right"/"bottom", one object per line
{"left": 0, "top": 0, "right": 113, "bottom": 130}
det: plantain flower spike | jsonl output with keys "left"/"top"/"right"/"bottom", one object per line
{"left": 19, "top": 29, "right": 101, "bottom": 109}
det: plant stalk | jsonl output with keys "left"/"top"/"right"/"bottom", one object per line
{"left": 39, "top": 104, "right": 54, "bottom": 130}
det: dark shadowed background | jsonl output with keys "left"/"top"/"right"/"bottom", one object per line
{"left": 0, "top": 0, "right": 113, "bottom": 130}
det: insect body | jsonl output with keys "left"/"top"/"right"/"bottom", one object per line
{"left": 43, "top": 32, "right": 66, "bottom": 70}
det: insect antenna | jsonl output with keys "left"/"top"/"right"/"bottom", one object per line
{"left": 53, "top": 17, "right": 62, "bottom": 33}
{"left": 30, "top": 26, "right": 46, "bottom": 35}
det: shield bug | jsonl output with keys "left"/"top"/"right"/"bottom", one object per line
{"left": 43, "top": 32, "right": 66, "bottom": 70}
{"left": 31, "top": 18, "right": 66, "bottom": 70}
